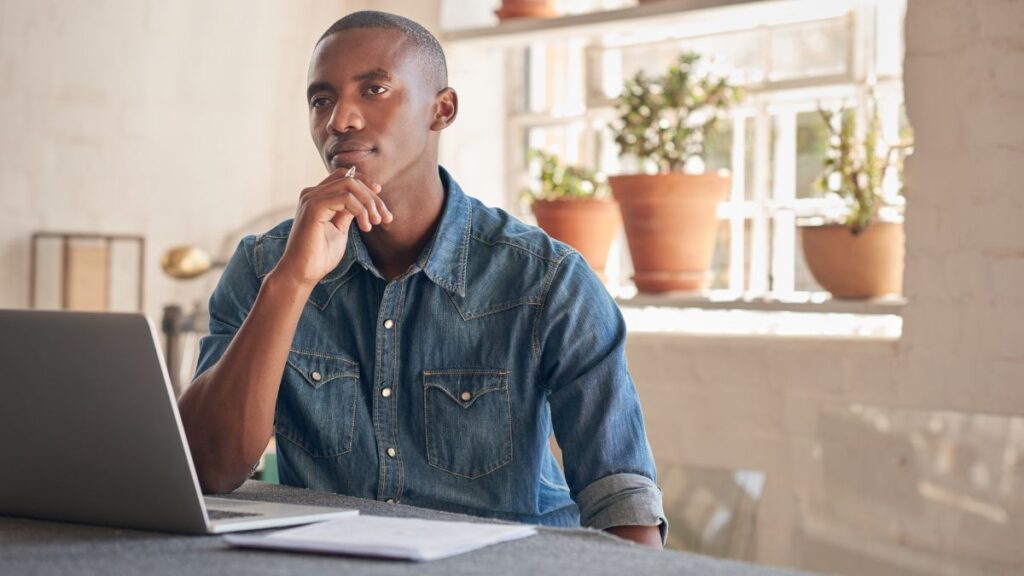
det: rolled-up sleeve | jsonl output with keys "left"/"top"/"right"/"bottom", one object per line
{"left": 193, "top": 236, "right": 261, "bottom": 381}
{"left": 538, "top": 251, "right": 667, "bottom": 542}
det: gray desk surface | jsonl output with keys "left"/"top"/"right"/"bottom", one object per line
{"left": 1, "top": 481, "right": 814, "bottom": 576}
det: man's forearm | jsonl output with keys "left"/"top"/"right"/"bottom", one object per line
{"left": 604, "top": 525, "right": 663, "bottom": 550}
{"left": 178, "top": 271, "right": 313, "bottom": 493}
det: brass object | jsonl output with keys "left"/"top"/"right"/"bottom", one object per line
{"left": 161, "top": 245, "right": 217, "bottom": 279}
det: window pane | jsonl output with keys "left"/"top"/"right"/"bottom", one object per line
{"left": 709, "top": 221, "right": 731, "bottom": 290}
{"left": 794, "top": 224, "right": 824, "bottom": 292}
{"left": 769, "top": 18, "right": 849, "bottom": 82}
{"left": 704, "top": 122, "right": 733, "bottom": 173}
{"left": 796, "top": 110, "right": 831, "bottom": 199}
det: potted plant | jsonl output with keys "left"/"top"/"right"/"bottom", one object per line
{"left": 608, "top": 53, "right": 743, "bottom": 292}
{"left": 524, "top": 150, "right": 621, "bottom": 282}
{"left": 495, "top": 0, "right": 558, "bottom": 21}
{"left": 799, "top": 95, "right": 913, "bottom": 299}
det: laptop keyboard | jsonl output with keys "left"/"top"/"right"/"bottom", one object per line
{"left": 207, "top": 509, "right": 262, "bottom": 521}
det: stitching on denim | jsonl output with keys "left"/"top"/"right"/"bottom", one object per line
{"left": 533, "top": 252, "right": 572, "bottom": 371}
{"left": 392, "top": 279, "right": 407, "bottom": 501}
{"left": 308, "top": 271, "right": 359, "bottom": 310}
{"left": 275, "top": 429, "right": 353, "bottom": 459}
{"left": 288, "top": 348, "right": 359, "bottom": 365}
{"left": 445, "top": 295, "right": 542, "bottom": 322}
{"left": 469, "top": 233, "right": 567, "bottom": 263}
{"left": 422, "top": 369, "right": 510, "bottom": 376}
{"left": 458, "top": 201, "right": 472, "bottom": 294}
{"left": 255, "top": 234, "right": 265, "bottom": 277}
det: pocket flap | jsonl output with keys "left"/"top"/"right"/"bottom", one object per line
{"left": 285, "top": 349, "right": 359, "bottom": 389}
{"left": 423, "top": 369, "right": 509, "bottom": 408}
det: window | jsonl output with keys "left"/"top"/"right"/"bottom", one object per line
{"left": 443, "top": 0, "right": 908, "bottom": 319}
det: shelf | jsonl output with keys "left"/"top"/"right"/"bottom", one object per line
{"left": 443, "top": 0, "right": 853, "bottom": 46}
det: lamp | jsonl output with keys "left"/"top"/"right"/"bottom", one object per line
{"left": 160, "top": 245, "right": 225, "bottom": 280}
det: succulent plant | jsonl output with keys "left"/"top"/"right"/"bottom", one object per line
{"left": 612, "top": 52, "right": 743, "bottom": 174}
{"left": 816, "top": 95, "right": 913, "bottom": 234}
{"left": 522, "top": 149, "right": 607, "bottom": 202}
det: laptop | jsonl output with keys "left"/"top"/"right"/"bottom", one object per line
{"left": 0, "top": 309, "right": 357, "bottom": 534}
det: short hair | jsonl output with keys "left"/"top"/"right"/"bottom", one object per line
{"left": 316, "top": 11, "right": 448, "bottom": 91}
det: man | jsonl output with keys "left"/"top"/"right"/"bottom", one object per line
{"left": 178, "top": 11, "right": 665, "bottom": 549}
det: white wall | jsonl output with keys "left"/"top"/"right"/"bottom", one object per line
{"left": 624, "top": 1, "right": 1024, "bottom": 573}
{"left": 0, "top": 0, "right": 354, "bottom": 318}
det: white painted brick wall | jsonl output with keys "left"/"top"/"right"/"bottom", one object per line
{"left": 625, "top": 0, "right": 1024, "bottom": 571}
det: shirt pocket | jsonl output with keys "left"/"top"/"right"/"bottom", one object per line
{"left": 423, "top": 369, "right": 513, "bottom": 480}
{"left": 275, "top": 350, "right": 359, "bottom": 459}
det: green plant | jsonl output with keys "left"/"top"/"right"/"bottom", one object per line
{"left": 816, "top": 96, "right": 913, "bottom": 234}
{"left": 522, "top": 149, "right": 607, "bottom": 202}
{"left": 612, "top": 52, "right": 743, "bottom": 174}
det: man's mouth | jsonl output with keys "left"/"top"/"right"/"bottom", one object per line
{"left": 328, "top": 145, "right": 375, "bottom": 168}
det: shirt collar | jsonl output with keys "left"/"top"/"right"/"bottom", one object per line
{"left": 327, "top": 165, "right": 471, "bottom": 298}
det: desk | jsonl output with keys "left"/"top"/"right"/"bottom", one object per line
{"left": 1, "top": 481, "right": 814, "bottom": 575}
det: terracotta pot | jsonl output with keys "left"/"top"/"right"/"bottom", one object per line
{"left": 532, "top": 198, "right": 621, "bottom": 281}
{"left": 495, "top": 0, "right": 558, "bottom": 21}
{"left": 800, "top": 221, "right": 905, "bottom": 299}
{"left": 609, "top": 173, "right": 728, "bottom": 292}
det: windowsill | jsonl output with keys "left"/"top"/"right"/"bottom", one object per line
{"left": 615, "top": 289, "right": 904, "bottom": 340}
{"left": 615, "top": 288, "right": 906, "bottom": 315}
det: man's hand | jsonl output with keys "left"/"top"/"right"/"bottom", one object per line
{"left": 273, "top": 167, "right": 392, "bottom": 288}
{"left": 604, "top": 525, "right": 663, "bottom": 550}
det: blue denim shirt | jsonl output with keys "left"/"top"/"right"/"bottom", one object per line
{"left": 195, "top": 167, "right": 665, "bottom": 537}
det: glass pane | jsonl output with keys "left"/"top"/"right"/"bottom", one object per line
{"left": 607, "top": 28, "right": 765, "bottom": 100}
{"left": 794, "top": 224, "right": 824, "bottom": 292}
{"left": 704, "top": 122, "right": 733, "bottom": 173}
{"left": 744, "top": 115, "right": 776, "bottom": 202}
{"left": 769, "top": 18, "right": 849, "bottom": 82}
{"left": 525, "top": 39, "right": 586, "bottom": 115}
{"left": 796, "top": 110, "right": 831, "bottom": 199}
{"left": 709, "top": 221, "right": 731, "bottom": 290}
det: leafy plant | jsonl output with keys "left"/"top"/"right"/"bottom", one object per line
{"left": 816, "top": 95, "right": 913, "bottom": 234}
{"left": 522, "top": 149, "right": 607, "bottom": 202}
{"left": 612, "top": 52, "right": 743, "bottom": 174}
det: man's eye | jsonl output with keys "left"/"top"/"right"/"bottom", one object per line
{"left": 310, "top": 97, "right": 330, "bottom": 108}
{"left": 366, "top": 85, "right": 389, "bottom": 96}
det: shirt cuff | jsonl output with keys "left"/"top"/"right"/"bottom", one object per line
{"left": 576, "top": 472, "right": 668, "bottom": 545}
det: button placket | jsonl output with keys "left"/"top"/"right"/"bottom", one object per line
{"left": 373, "top": 279, "right": 404, "bottom": 503}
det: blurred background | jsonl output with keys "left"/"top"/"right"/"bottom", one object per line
{"left": 2, "top": 1, "right": 1022, "bottom": 574}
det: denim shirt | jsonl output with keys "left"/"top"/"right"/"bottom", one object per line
{"left": 195, "top": 167, "right": 666, "bottom": 537}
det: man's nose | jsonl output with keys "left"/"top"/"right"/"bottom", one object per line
{"left": 327, "top": 100, "right": 364, "bottom": 133}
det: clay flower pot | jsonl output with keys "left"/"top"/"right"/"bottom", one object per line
{"left": 494, "top": 0, "right": 558, "bottom": 21}
{"left": 609, "top": 173, "right": 728, "bottom": 292}
{"left": 800, "top": 221, "right": 905, "bottom": 299}
{"left": 532, "top": 198, "right": 621, "bottom": 282}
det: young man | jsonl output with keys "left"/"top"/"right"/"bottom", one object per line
{"left": 178, "top": 11, "right": 665, "bottom": 548}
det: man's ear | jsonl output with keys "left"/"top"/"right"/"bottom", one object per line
{"left": 430, "top": 87, "right": 458, "bottom": 131}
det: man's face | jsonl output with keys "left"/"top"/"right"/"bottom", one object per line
{"left": 307, "top": 28, "right": 441, "bottom": 187}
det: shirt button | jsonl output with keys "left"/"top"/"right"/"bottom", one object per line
{"left": 311, "top": 371, "right": 322, "bottom": 382}
{"left": 383, "top": 319, "right": 394, "bottom": 329}
{"left": 386, "top": 447, "right": 397, "bottom": 458}
{"left": 381, "top": 387, "right": 392, "bottom": 398}
{"left": 460, "top": 391, "right": 472, "bottom": 402}
{"left": 386, "top": 499, "right": 395, "bottom": 504}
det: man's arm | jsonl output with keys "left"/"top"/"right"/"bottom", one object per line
{"left": 606, "top": 525, "right": 663, "bottom": 549}
{"left": 178, "top": 271, "right": 313, "bottom": 493}
{"left": 538, "top": 252, "right": 668, "bottom": 549}
{"left": 178, "top": 170, "right": 389, "bottom": 493}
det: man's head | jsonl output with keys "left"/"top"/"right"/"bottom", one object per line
{"left": 307, "top": 11, "right": 457, "bottom": 189}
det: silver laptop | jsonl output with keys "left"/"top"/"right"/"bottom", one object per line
{"left": 0, "top": 309, "right": 357, "bottom": 534}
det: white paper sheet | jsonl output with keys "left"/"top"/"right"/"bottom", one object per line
{"left": 224, "top": 514, "right": 537, "bottom": 561}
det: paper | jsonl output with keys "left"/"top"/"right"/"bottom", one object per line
{"left": 224, "top": 514, "right": 537, "bottom": 561}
